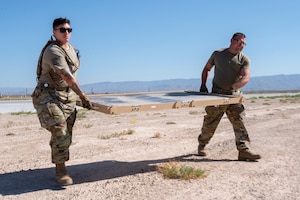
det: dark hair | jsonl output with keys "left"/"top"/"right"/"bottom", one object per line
{"left": 232, "top": 32, "right": 246, "bottom": 39}
{"left": 53, "top": 18, "right": 71, "bottom": 29}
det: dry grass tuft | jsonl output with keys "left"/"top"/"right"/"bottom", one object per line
{"left": 77, "top": 110, "right": 87, "bottom": 119}
{"left": 99, "top": 129, "right": 135, "bottom": 139}
{"left": 152, "top": 132, "right": 161, "bottom": 138}
{"left": 4, "top": 121, "right": 14, "bottom": 128}
{"left": 130, "top": 119, "right": 137, "bottom": 124}
{"left": 10, "top": 111, "right": 34, "bottom": 115}
{"left": 83, "top": 124, "right": 93, "bottom": 128}
{"left": 156, "top": 161, "right": 206, "bottom": 180}
{"left": 166, "top": 122, "right": 176, "bottom": 125}
{"left": 189, "top": 110, "right": 202, "bottom": 115}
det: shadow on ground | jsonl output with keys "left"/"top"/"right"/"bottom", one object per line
{"left": 0, "top": 154, "right": 236, "bottom": 196}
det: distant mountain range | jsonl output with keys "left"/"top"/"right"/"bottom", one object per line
{"left": 1, "top": 74, "right": 299, "bottom": 96}
{"left": 81, "top": 74, "right": 300, "bottom": 94}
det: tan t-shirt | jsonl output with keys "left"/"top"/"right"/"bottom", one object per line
{"left": 208, "top": 48, "right": 250, "bottom": 92}
{"left": 39, "top": 43, "right": 79, "bottom": 89}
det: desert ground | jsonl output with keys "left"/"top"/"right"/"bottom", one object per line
{"left": 0, "top": 95, "right": 299, "bottom": 200}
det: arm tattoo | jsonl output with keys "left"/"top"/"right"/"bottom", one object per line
{"left": 57, "top": 68, "right": 74, "bottom": 81}
{"left": 57, "top": 68, "right": 85, "bottom": 97}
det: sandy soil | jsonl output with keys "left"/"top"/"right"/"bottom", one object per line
{"left": 0, "top": 97, "right": 299, "bottom": 200}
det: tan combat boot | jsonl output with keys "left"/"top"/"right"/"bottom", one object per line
{"left": 238, "top": 149, "right": 261, "bottom": 161}
{"left": 198, "top": 144, "right": 206, "bottom": 156}
{"left": 55, "top": 163, "right": 73, "bottom": 186}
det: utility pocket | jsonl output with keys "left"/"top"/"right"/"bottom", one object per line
{"left": 37, "top": 102, "right": 65, "bottom": 129}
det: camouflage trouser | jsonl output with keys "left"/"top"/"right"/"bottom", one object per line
{"left": 198, "top": 103, "right": 250, "bottom": 151}
{"left": 34, "top": 98, "right": 77, "bottom": 164}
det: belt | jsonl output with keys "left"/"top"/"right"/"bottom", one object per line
{"left": 212, "top": 88, "right": 233, "bottom": 95}
{"left": 38, "top": 83, "right": 69, "bottom": 92}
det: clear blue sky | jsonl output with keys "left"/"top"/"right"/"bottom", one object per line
{"left": 1, "top": 0, "right": 299, "bottom": 88}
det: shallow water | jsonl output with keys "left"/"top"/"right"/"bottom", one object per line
{"left": 0, "top": 100, "right": 35, "bottom": 114}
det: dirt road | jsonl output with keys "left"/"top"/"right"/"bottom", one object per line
{"left": 0, "top": 97, "right": 299, "bottom": 200}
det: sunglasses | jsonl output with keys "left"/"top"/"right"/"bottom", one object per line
{"left": 55, "top": 27, "right": 73, "bottom": 33}
{"left": 233, "top": 38, "right": 246, "bottom": 46}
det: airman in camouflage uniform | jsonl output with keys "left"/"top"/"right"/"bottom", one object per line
{"left": 198, "top": 32, "right": 261, "bottom": 161}
{"left": 32, "top": 18, "right": 92, "bottom": 185}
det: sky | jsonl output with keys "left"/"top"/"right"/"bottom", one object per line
{"left": 0, "top": 0, "right": 299, "bottom": 88}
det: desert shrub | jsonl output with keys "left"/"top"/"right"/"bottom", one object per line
{"left": 99, "top": 129, "right": 135, "bottom": 139}
{"left": 77, "top": 110, "right": 87, "bottom": 119}
{"left": 166, "top": 122, "right": 176, "bottom": 125}
{"left": 11, "top": 111, "right": 34, "bottom": 115}
{"left": 157, "top": 161, "right": 206, "bottom": 180}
